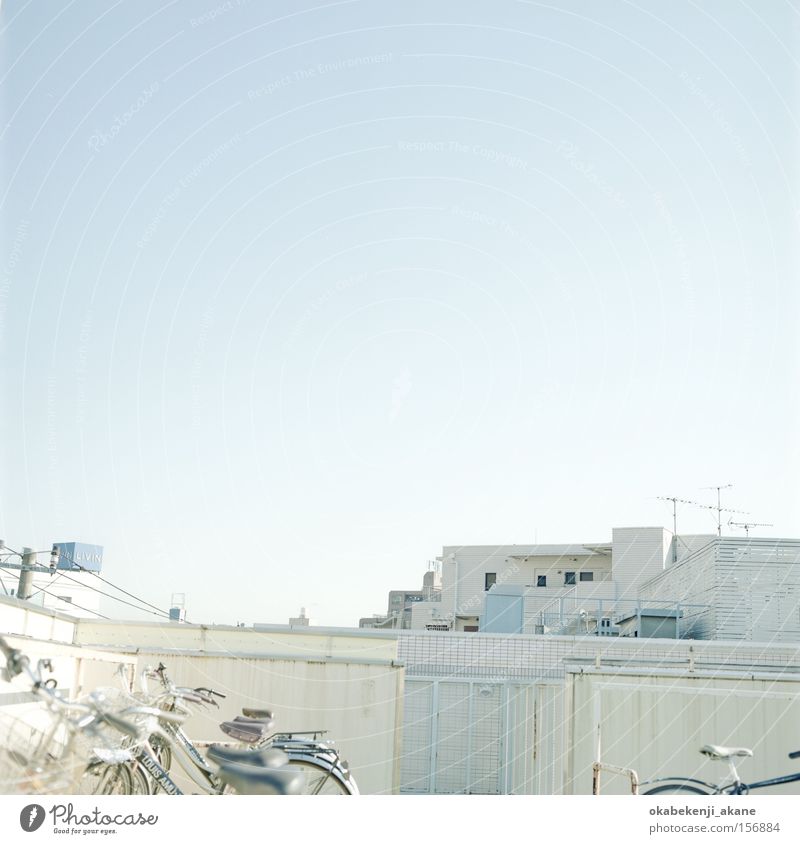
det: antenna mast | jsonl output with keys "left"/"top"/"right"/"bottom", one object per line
{"left": 727, "top": 519, "right": 773, "bottom": 538}
{"left": 658, "top": 495, "right": 712, "bottom": 562}
{"left": 701, "top": 484, "right": 748, "bottom": 536}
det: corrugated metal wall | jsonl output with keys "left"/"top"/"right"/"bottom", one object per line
{"left": 568, "top": 669, "right": 800, "bottom": 794}
{"left": 640, "top": 538, "right": 800, "bottom": 642}
{"left": 398, "top": 631, "right": 800, "bottom": 794}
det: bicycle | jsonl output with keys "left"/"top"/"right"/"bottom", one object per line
{"left": 0, "top": 636, "right": 140, "bottom": 795}
{"left": 0, "top": 638, "right": 303, "bottom": 796}
{"left": 103, "top": 668, "right": 301, "bottom": 796}
{"left": 145, "top": 663, "right": 359, "bottom": 795}
{"left": 642, "top": 744, "right": 800, "bottom": 795}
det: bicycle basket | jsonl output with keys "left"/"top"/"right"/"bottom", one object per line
{"left": 0, "top": 711, "right": 83, "bottom": 795}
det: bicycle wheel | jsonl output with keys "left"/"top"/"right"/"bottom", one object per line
{"left": 149, "top": 734, "right": 172, "bottom": 774}
{"left": 286, "top": 758, "right": 354, "bottom": 795}
{"left": 127, "top": 763, "right": 151, "bottom": 796}
{"left": 77, "top": 763, "right": 132, "bottom": 795}
{"left": 643, "top": 782, "right": 713, "bottom": 795}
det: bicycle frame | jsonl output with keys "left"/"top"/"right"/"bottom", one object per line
{"left": 135, "top": 749, "right": 183, "bottom": 795}
{"left": 143, "top": 722, "right": 221, "bottom": 794}
{"left": 643, "top": 765, "right": 800, "bottom": 795}
{"left": 139, "top": 663, "right": 357, "bottom": 794}
{"left": 730, "top": 771, "right": 800, "bottom": 794}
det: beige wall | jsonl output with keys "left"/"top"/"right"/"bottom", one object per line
{"left": 566, "top": 668, "right": 800, "bottom": 794}
{"left": 73, "top": 619, "right": 404, "bottom": 794}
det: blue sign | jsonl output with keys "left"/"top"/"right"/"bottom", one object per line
{"left": 54, "top": 542, "right": 103, "bottom": 572}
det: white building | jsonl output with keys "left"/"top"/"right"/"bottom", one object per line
{"left": 639, "top": 535, "right": 800, "bottom": 642}
{"left": 0, "top": 566, "right": 103, "bottom": 619}
{"left": 409, "top": 527, "right": 800, "bottom": 641}
{"left": 361, "top": 568, "right": 442, "bottom": 630}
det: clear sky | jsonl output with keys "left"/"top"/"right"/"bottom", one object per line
{"left": 1, "top": 0, "right": 798, "bottom": 626}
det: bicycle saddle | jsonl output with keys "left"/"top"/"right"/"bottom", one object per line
{"left": 233, "top": 714, "right": 275, "bottom": 728}
{"left": 242, "top": 708, "right": 274, "bottom": 720}
{"left": 700, "top": 744, "right": 753, "bottom": 760}
{"left": 207, "top": 744, "right": 288, "bottom": 769}
{"left": 219, "top": 720, "right": 270, "bottom": 744}
{"left": 217, "top": 762, "right": 305, "bottom": 795}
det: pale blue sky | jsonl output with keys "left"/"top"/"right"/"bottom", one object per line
{"left": 1, "top": 0, "right": 798, "bottom": 625}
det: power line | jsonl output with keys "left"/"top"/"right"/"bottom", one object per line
{"left": 53, "top": 568, "right": 172, "bottom": 620}
{"left": 37, "top": 590, "right": 109, "bottom": 620}
{"left": 70, "top": 566, "right": 171, "bottom": 616}
{"left": 4, "top": 541, "right": 172, "bottom": 617}
{"left": 0, "top": 572, "right": 109, "bottom": 621}
{"left": 2, "top": 553, "right": 168, "bottom": 619}
{"left": 3, "top": 542, "right": 186, "bottom": 623}
{"left": 27, "top": 572, "right": 65, "bottom": 599}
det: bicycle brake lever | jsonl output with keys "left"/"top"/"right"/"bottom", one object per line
{"left": 195, "top": 686, "right": 226, "bottom": 699}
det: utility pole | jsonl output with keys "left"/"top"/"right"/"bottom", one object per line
{"left": 17, "top": 547, "right": 36, "bottom": 600}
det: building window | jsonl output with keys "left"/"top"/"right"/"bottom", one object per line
{"left": 564, "top": 571, "right": 576, "bottom": 586}
{"left": 485, "top": 572, "right": 497, "bottom": 591}
{"left": 579, "top": 571, "right": 594, "bottom": 582}
{"left": 536, "top": 575, "right": 547, "bottom": 587}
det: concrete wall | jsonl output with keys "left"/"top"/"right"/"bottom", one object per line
{"left": 73, "top": 620, "right": 404, "bottom": 795}
{"left": 0, "top": 595, "right": 79, "bottom": 644}
{"left": 397, "top": 630, "right": 800, "bottom": 794}
{"left": 410, "top": 600, "right": 448, "bottom": 629}
{"left": 567, "top": 667, "right": 800, "bottom": 794}
{"left": 611, "top": 527, "right": 671, "bottom": 598}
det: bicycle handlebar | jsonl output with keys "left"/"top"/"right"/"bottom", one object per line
{"left": 195, "top": 686, "right": 226, "bottom": 699}
{"left": 789, "top": 750, "right": 800, "bottom": 759}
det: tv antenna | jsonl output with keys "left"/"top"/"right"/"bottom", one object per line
{"left": 657, "top": 496, "right": 709, "bottom": 561}
{"left": 727, "top": 519, "right": 773, "bottom": 537}
{"left": 701, "top": 484, "right": 748, "bottom": 537}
